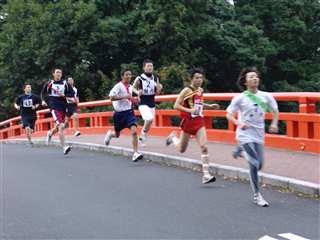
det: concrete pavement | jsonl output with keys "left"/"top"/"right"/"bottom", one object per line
{"left": 1, "top": 143, "right": 319, "bottom": 239}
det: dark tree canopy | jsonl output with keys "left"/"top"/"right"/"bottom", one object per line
{"left": 0, "top": 0, "right": 319, "bottom": 120}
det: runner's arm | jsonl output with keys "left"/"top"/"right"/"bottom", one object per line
{"left": 155, "top": 75, "right": 162, "bottom": 95}
{"left": 33, "top": 95, "right": 41, "bottom": 109}
{"left": 132, "top": 77, "right": 142, "bottom": 96}
{"left": 14, "top": 102, "right": 20, "bottom": 110}
{"left": 14, "top": 103, "right": 20, "bottom": 110}
{"left": 131, "top": 87, "right": 140, "bottom": 96}
{"left": 267, "top": 94, "right": 279, "bottom": 133}
{"left": 65, "top": 83, "right": 75, "bottom": 98}
{"left": 110, "top": 95, "right": 131, "bottom": 101}
{"left": 14, "top": 96, "right": 20, "bottom": 110}
{"left": 226, "top": 97, "right": 248, "bottom": 130}
{"left": 226, "top": 111, "right": 238, "bottom": 125}
{"left": 40, "top": 82, "right": 49, "bottom": 106}
{"left": 226, "top": 111, "right": 249, "bottom": 130}
{"left": 174, "top": 88, "right": 194, "bottom": 114}
{"left": 269, "top": 109, "right": 279, "bottom": 133}
{"left": 109, "top": 85, "right": 131, "bottom": 101}
{"left": 203, "top": 102, "right": 220, "bottom": 110}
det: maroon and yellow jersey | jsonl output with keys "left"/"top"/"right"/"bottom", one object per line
{"left": 180, "top": 86, "right": 203, "bottom": 119}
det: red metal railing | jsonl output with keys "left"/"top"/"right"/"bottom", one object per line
{"left": 1, "top": 93, "right": 319, "bottom": 153}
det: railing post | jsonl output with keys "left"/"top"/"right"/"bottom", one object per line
{"left": 286, "top": 121, "right": 298, "bottom": 138}
{"left": 79, "top": 115, "right": 86, "bottom": 128}
{"left": 90, "top": 116, "right": 94, "bottom": 128}
{"left": 298, "top": 121, "right": 310, "bottom": 139}
{"left": 314, "top": 122, "right": 320, "bottom": 140}
{"left": 9, "top": 119, "right": 15, "bottom": 138}
{"left": 228, "top": 120, "right": 236, "bottom": 132}
{"left": 299, "top": 96, "right": 316, "bottom": 113}
{"left": 298, "top": 97, "right": 312, "bottom": 138}
{"left": 38, "top": 111, "right": 46, "bottom": 132}
{"left": 156, "top": 110, "right": 171, "bottom": 127}
{"left": 155, "top": 112, "right": 161, "bottom": 127}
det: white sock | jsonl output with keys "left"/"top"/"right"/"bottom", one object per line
{"left": 141, "top": 129, "right": 147, "bottom": 136}
{"left": 201, "top": 154, "right": 211, "bottom": 177}
{"left": 172, "top": 136, "right": 180, "bottom": 147}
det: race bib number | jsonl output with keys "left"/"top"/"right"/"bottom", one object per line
{"left": 142, "top": 79, "right": 155, "bottom": 95}
{"left": 23, "top": 99, "right": 33, "bottom": 108}
{"left": 51, "top": 84, "right": 65, "bottom": 97}
{"left": 191, "top": 103, "right": 203, "bottom": 118}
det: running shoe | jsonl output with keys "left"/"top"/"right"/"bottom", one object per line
{"left": 46, "top": 130, "right": 52, "bottom": 145}
{"left": 166, "top": 131, "right": 177, "bottom": 146}
{"left": 104, "top": 130, "right": 112, "bottom": 146}
{"left": 202, "top": 175, "right": 216, "bottom": 184}
{"left": 253, "top": 193, "right": 269, "bottom": 207}
{"left": 132, "top": 152, "right": 143, "bottom": 162}
{"left": 63, "top": 145, "right": 72, "bottom": 155}
{"left": 74, "top": 131, "right": 81, "bottom": 137}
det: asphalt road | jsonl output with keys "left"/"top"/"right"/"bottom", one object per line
{"left": 1, "top": 143, "right": 319, "bottom": 239}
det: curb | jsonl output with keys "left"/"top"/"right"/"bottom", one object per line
{"left": 4, "top": 139, "right": 320, "bottom": 196}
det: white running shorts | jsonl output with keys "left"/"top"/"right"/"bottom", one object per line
{"left": 138, "top": 105, "right": 155, "bottom": 121}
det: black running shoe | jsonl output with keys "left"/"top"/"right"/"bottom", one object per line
{"left": 63, "top": 145, "right": 72, "bottom": 155}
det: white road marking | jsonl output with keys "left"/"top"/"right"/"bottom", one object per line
{"left": 279, "top": 233, "right": 310, "bottom": 240}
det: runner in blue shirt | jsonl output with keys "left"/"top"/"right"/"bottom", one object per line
{"left": 14, "top": 83, "right": 41, "bottom": 145}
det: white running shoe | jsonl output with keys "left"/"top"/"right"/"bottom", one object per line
{"left": 104, "top": 130, "right": 112, "bottom": 146}
{"left": 253, "top": 193, "right": 269, "bottom": 207}
{"left": 132, "top": 152, "right": 143, "bottom": 162}
{"left": 74, "top": 131, "right": 81, "bottom": 137}
{"left": 202, "top": 175, "right": 216, "bottom": 184}
{"left": 63, "top": 145, "right": 72, "bottom": 155}
{"left": 46, "top": 130, "right": 52, "bottom": 145}
{"left": 166, "top": 131, "right": 177, "bottom": 146}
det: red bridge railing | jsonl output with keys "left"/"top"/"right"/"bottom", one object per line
{"left": 1, "top": 93, "right": 319, "bottom": 153}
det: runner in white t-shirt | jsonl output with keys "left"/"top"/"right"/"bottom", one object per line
{"left": 226, "top": 66, "right": 279, "bottom": 207}
{"left": 104, "top": 69, "right": 143, "bottom": 162}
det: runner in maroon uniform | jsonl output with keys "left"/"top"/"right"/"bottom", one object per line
{"left": 166, "top": 68, "right": 220, "bottom": 184}
{"left": 41, "top": 68, "right": 74, "bottom": 155}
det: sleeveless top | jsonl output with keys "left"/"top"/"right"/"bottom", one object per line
{"left": 180, "top": 86, "right": 204, "bottom": 119}
{"left": 136, "top": 73, "right": 157, "bottom": 108}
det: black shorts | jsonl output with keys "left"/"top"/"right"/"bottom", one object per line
{"left": 21, "top": 116, "right": 36, "bottom": 130}
{"left": 66, "top": 103, "right": 78, "bottom": 117}
{"left": 113, "top": 109, "right": 137, "bottom": 133}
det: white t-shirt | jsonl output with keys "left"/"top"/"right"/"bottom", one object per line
{"left": 226, "top": 90, "right": 278, "bottom": 144}
{"left": 109, "top": 82, "right": 133, "bottom": 112}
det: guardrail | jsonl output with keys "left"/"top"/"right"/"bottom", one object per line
{"left": 1, "top": 93, "right": 319, "bottom": 153}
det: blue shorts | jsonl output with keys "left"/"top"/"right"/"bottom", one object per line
{"left": 21, "top": 115, "right": 36, "bottom": 130}
{"left": 113, "top": 109, "right": 137, "bottom": 133}
{"left": 66, "top": 103, "right": 78, "bottom": 117}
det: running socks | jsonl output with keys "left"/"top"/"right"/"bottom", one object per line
{"left": 201, "top": 154, "right": 210, "bottom": 177}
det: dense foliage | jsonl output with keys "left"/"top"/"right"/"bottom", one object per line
{"left": 0, "top": 0, "right": 319, "bottom": 120}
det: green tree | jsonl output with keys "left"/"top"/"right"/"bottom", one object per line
{"left": 0, "top": 0, "right": 318, "bottom": 121}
